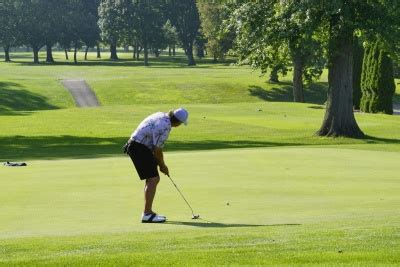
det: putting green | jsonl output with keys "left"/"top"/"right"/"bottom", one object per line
{"left": 1, "top": 147, "right": 399, "bottom": 265}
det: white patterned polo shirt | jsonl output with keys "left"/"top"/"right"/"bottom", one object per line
{"left": 131, "top": 112, "right": 171, "bottom": 150}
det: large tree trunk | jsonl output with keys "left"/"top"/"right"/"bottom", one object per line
{"left": 46, "top": 44, "right": 54, "bottom": 63}
{"left": 133, "top": 43, "right": 137, "bottom": 59}
{"left": 169, "top": 45, "right": 172, "bottom": 56}
{"left": 173, "top": 45, "right": 176, "bottom": 56}
{"left": 84, "top": 46, "right": 89, "bottom": 61}
{"left": 317, "top": 12, "right": 364, "bottom": 138}
{"left": 186, "top": 42, "right": 196, "bottom": 66}
{"left": 136, "top": 48, "right": 140, "bottom": 60}
{"left": 4, "top": 45, "right": 11, "bottom": 62}
{"left": 143, "top": 42, "right": 149, "bottom": 66}
{"left": 33, "top": 46, "right": 40, "bottom": 64}
{"left": 292, "top": 53, "right": 305, "bottom": 103}
{"left": 65, "top": 49, "right": 69, "bottom": 60}
{"left": 110, "top": 40, "right": 118, "bottom": 60}
{"left": 96, "top": 44, "right": 101, "bottom": 59}
{"left": 74, "top": 44, "right": 78, "bottom": 64}
{"left": 213, "top": 54, "right": 218, "bottom": 63}
{"left": 269, "top": 67, "right": 279, "bottom": 83}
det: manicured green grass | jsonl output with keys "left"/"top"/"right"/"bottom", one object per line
{"left": 0, "top": 52, "right": 329, "bottom": 110}
{"left": 1, "top": 148, "right": 400, "bottom": 265}
{"left": 1, "top": 52, "right": 400, "bottom": 265}
{"left": 1, "top": 103, "right": 400, "bottom": 162}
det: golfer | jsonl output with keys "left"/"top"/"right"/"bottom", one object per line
{"left": 124, "top": 108, "right": 188, "bottom": 223}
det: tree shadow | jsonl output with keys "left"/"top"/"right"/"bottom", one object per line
{"left": 0, "top": 136, "right": 306, "bottom": 161}
{"left": 362, "top": 135, "right": 400, "bottom": 144}
{"left": 2, "top": 135, "right": 400, "bottom": 161}
{"left": 306, "top": 82, "right": 328, "bottom": 104}
{"left": 0, "top": 82, "right": 59, "bottom": 115}
{"left": 10, "top": 55, "right": 236, "bottom": 69}
{"left": 165, "top": 220, "right": 301, "bottom": 228}
{"left": 248, "top": 82, "right": 328, "bottom": 104}
{"left": 248, "top": 84, "right": 293, "bottom": 102}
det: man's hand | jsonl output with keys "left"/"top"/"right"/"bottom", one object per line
{"left": 159, "top": 164, "right": 169, "bottom": 177}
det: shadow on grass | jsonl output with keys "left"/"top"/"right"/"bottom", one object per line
{"left": 10, "top": 55, "right": 236, "bottom": 69}
{"left": 1, "top": 134, "right": 400, "bottom": 161}
{"left": 363, "top": 135, "right": 400, "bottom": 144}
{"left": 248, "top": 82, "right": 328, "bottom": 104}
{"left": 0, "top": 136, "right": 308, "bottom": 161}
{"left": 166, "top": 220, "right": 301, "bottom": 228}
{"left": 0, "top": 82, "right": 59, "bottom": 115}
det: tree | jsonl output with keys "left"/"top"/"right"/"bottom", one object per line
{"left": 60, "top": 0, "right": 92, "bottom": 64}
{"left": 352, "top": 36, "right": 363, "bottom": 110}
{"left": 17, "top": 0, "right": 49, "bottom": 63}
{"left": 81, "top": 0, "right": 101, "bottom": 61}
{"left": 360, "top": 39, "right": 396, "bottom": 114}
{"left": 163, "top": 20, "right": 179, "bottom": 56}
{"left": 42, "top": 0, "right": 63, "bottom": 63}
{"left": 229, "top": 1, "right": 324, "bottom": 99}
{"left": 197, "top": 2, "right": 234, "bottom": 62}
{"left": 316, "top": 1, "right": 399, "bottom": 137}
{"left": 230, "top": 1, "right": 399, "bottom": 137}
{"left": 98, "top": 0, "right": 127, "bottom": 60}
{"left": 121, "top": 0, "right": 166, "bottom": 66}
{"left": 0, "top": 0, "right": 20, "bottom": 62}
{"left": 167, "top": 0, "right": 200, "bottom": 66}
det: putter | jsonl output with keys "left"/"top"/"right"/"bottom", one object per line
{"left": 167, "top": 174, "right": 200, "bottom": 219}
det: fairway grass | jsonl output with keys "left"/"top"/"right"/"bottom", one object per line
{"left": 1, "top": 52, "right": 400, "bottom": 265}
{"left": 1, "top": 148, "right": 399, "bottom": 265}
{"left": 0, "top": 52, "right": 329, "bottom": 111}
{"left": 1, "top": 103, "right": 400, "bottom": 162}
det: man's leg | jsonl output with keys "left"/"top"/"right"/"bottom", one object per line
{"left": 144, "top": 176, "right": 160, "bottom": 214}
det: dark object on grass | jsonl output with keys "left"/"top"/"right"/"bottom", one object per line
{"left": 3, "top": 161, "right": 27, "bottom": 167}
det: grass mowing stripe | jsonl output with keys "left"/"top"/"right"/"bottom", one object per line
{"left": 1, "top": 103, "right": 400, "bottom": 162}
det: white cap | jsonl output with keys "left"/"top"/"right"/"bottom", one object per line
{"left": 173, "top": 108, "right": 189, "bottom": 125}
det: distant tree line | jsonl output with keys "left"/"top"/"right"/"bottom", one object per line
{"left": 0, "top": 0, "right": 235, "bottom": 66}
{"left": 0, "top": 0, "right": 101, "bottom": 64}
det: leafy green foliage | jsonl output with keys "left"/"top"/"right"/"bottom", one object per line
{"left": 130, "top": 0, "right": 167, "bottom": 64}
{"left": 361, "top": 40, "right": 396, "bottom": 114}
{"left": 166, "top": 0, "right": 200, "bottom": 66}
{"left": 197, "top": 2, "right": 234, "bottom": 62}
{"left": 0, "top": 0, "right": 20, "bottom": 61}
{"left": 353, "top": 37, "right": 363, "bottom": 109}
{"left": 228, "top": 1, "right": 325, "bottom": 99}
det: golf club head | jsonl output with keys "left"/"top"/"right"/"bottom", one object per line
{"left": 192, "top": 214, "right": 200, "bottom": 219}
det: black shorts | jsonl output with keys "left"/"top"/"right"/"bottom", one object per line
{"left": 127, "top": 141, "right": 159, "bottom": 180}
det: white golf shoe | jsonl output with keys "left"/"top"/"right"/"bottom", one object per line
{"left": 141, "top": 213, "right": 167, "bottom": 223}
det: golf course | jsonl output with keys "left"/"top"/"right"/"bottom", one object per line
{"left": 1, "top": 51, "right": 400, "bottom": 265}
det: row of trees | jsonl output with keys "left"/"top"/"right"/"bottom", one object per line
{"left": 98, "top": 0, "right": 201, "bottom": 66}
{"left": 0, "top": 0, "right": 235, "bottom": 66}
{"left": 0, "top": 0, "right": 100, "bottom": 64}
{"left": 96, "top": 0, "right": 235, "bottom": 66}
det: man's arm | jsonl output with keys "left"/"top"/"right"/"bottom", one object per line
{"left": 153, "top": 146, "right": 169, "bottom": 176}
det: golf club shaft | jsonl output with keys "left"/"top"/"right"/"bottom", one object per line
{"left": 167, "top": 175, "right": 195, "bottom": 216}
